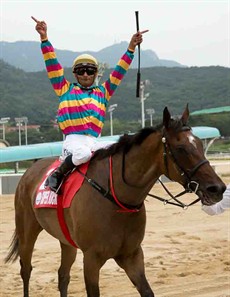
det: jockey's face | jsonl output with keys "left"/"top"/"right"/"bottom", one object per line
{"left": 73, "top": 67, "right": 98, "bottom": 87}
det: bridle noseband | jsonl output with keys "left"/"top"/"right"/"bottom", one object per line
{"left": 78, "top": 127, "right": 209, "bottom": 211}
{"left": 121, "top": 127, "right": 209, "bottom": 209}
{"left": 161, "top": 128, "right": 209, "bottom": 190}
{"left": 148, "top": 129, "right": 209, "bottom": 208}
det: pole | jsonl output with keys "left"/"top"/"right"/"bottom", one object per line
{"left": 24, "top": 119, "right": 28, "bottom": 145}
{"left": 146, "top": 108, "right": 155, "bottom": 127}
{"left": 150, "top": 114, "right": 153, "bottom": 126}
{"left": 18, "top": 122, "right": 21, "bottom": 146}
{"left": 108, "top": 104, "right": 117, "bottom": 136}
{"left": 0, "top": 117, "right": 10, "bottom": 140}
{"left": 140, "top": 83, "right": 145, "bottom": 128}
{"left": 110, "top": 111, "right": 113, "bottom": 136}
{"left": 2, "top": 123, "right": 5, "bottom": 140}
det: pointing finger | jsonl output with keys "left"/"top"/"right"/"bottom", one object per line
{"left": 31, "top": 16, "right": 39, "bottom": 23}
{"left": 139, "top": 30, "right": 149, "bottom": 34}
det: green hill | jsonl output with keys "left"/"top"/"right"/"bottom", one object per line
{"left": 0, "top": 59, "right": 229, "bottom": 137}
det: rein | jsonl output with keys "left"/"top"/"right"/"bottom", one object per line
{"left": 76, "top": 158, "right": 142, "bottom": 213}
{"left": 77, "top": 126, "right": 208, "bottom": 210}
{"left": 121, "top": 128, "right": 208, "bottom": 209}
{"left": 147, "top": 179, "right": 200, "bottom": 209}
{"left": 161, "top": 133, "right": 209, "bottom": 183}
{"left": 156, "top": 134, "right": 208, "bottom": 208}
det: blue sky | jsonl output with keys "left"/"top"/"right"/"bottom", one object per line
{"left": 1, "top": 0, "right": 229, "bottom": 67}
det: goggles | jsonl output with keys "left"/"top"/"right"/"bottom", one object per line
{"left": 74, "top": 67, "right": 97, "bottom": 76}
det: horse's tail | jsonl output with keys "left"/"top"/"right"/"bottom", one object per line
{"left": 4, "top": 230, "right": 19, "bottom": 263}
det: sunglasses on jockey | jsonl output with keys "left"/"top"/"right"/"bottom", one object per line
{"left": 73, "top": 66, "right": 97, "bottom": 76}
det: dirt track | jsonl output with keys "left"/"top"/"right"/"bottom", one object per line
{"left": 0, "top": 177, "right": 229, "bottom": 297}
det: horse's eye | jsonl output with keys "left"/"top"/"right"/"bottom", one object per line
{"left": 176, "top": 146, "right": 187, "bottom": 155}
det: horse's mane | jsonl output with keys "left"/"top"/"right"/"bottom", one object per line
{"left": 92, "top": 124, "right": 162, "bottom": 161}
{"left": 92, "top": 116, "right": 191, "bottom": 161}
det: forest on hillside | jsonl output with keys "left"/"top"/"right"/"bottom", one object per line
{"left": 1, "top": 60, "right": 230, "bottom": 145}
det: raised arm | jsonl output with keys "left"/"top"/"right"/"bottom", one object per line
{"left": 103, "top": 30, "right": 149, "bottom": 101}
{"left": 31, "top": 16, "right": 70, "bottom": 98}
{"left": 128, "top": 30, "right": 149, "bottom": 52}
{"left": 31, "top": 16, "right": 48, "bottom": 41}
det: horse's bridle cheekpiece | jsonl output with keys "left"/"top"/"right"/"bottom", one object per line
{"left": 77, "top": 125, "right": 209, "bottom": 211}
{"left": 147, "top": 128, "right": 209, "bottom": 209}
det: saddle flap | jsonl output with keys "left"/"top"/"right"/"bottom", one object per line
{"left": 34, "top": 160, "right": 89, "bottom": 208}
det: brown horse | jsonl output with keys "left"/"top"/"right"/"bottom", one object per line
{"left": 5, "top": 106, "right": 226, "bottom": 297}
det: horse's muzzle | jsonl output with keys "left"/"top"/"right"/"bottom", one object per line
{"left": 197, "top": 183, "right": 226, "bottom": 205}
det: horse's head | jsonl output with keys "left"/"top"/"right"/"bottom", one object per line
{"left": 162, "top": 104, "right": 226, "bottom": 205}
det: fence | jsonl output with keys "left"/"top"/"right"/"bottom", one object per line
{"left": 0, "top": 173, "right": 23, "bottom": 195}
{"left": 0, "top": 160, "right": 229, "bottom": 195}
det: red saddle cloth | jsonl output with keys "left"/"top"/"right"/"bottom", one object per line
{"left": 34, "top": 159, "right": 89, "bottom": 209}
{"left": 34, "top": 159, "right": 89, "bottom": 248}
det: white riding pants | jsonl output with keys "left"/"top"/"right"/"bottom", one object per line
{"left": 60, "top": 134, "right": 115, "bottom": 166}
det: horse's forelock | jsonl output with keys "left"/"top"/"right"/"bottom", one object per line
{"left": 168, "top": 117, "right": 191, "bottom": 132}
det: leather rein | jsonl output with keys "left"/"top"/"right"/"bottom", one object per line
{"left": 77, "top": 128, "right": 208, "bottom": 211}
{"left": 121, "top": 127, "right": 209, "bottom": 209}
{"left": 148, "top": 130, "right": 208, "bottom": 209}
{"left": 76, "top": 156, "right": 141, "bottom": 213}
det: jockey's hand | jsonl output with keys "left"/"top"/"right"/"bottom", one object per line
{"left": 31, "top": 16, "right": 47, "bottom": 40}
{"left": 128, "top": 30, "right": 149, "bottom": 52}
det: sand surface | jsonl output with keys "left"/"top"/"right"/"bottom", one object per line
{"left": 0, "top": 177, "right": 229, "bottom": 297}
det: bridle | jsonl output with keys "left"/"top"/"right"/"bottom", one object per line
{"left": 77, "top": 126, "right": 209, "bottom": 211}
{"left": 161, "top": 127, "right": 209, "bottom": 186}
{"left": 122, "top": 126, "right": 209, "bottom": 209}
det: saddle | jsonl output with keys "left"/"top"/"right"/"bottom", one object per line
{"left": 34, "top": 159, "right": 89, "bottom": 209}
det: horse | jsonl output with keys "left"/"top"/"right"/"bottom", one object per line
{"left": 5, "top": 105, "right": 226, "bottom": 297}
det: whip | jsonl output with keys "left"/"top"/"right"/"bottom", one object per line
{"left": 135, "top": 11, "right": 141, "bottom": 98}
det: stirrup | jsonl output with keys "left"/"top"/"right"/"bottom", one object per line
{"left": 53, "top": 178, "right": 65, "bottom": 194}
{"left": 45, "top": 176, "right": 64, "bottom": 194}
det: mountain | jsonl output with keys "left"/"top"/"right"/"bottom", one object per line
{"left": 0, "top": 59, "right": 229, "bottom": 127}
{"left": 0, "top": 40, "right": 185, "bottom": 72}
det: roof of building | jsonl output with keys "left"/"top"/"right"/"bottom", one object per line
{"left": 191, "top": 106, "right": 230, "bottom": 115}
{"left": 191, "top": 126, "right": 220, "bottom": 139}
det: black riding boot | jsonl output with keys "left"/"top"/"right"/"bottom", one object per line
{"left": 45, "top": 155, "right": 75, "bottom": 192}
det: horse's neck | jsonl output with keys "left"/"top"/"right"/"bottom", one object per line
{"left": 126, "top": 132, "right": 163, "bottom": 185}
{"left": 112, "top": 132, "right": 164, "bottom": 204}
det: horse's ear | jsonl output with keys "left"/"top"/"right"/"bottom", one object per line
{"left": 163, "top": 106, "right": 171, "bottom": 129}
{"left": 181, "top": 103, "right": 189, "bottom": 125}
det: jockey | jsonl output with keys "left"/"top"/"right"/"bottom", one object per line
{"left": 32, "top": 16, "right": 148, "bottom": 192}
{"left": 202, "top": 183, "right": 230, "bottom": 215}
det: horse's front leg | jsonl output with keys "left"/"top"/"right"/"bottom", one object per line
{"left": 58, "top": 242, "right": 77, "bottom": 297}
{"left": 83, "top": 250, "right": 106, "bottom": 297}
{"left": 115, "top": 246, "right": 155, "bottom": 297}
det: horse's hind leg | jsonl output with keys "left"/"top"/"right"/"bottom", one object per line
{"left": 115, "top": 247, "right": 154, "bottom": 297}
{"left": 16, "top": 211, "right": 43, "bottom": 297}
{"left": 58, "top": 242, "right": 77, "bottom": 297}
